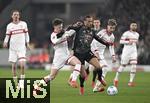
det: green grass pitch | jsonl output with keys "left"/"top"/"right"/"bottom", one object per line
{"left": 0, "top": 68, "right": 150, "bottom": 103}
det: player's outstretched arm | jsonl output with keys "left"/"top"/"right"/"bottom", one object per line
{"left": 64, "top": 29, "right": 76, "bottom": 37}
{"left": 51, "top": 31, "right": 67, "bottom": 45}
{"left": 93, "top": 34, "right": 110, "bottom": 47}
{"left": 109, "top": 45, "right": 116, "bottom": 63}
{"left": 3, "top": 34, "right": 10, "bottom": 48}
{"left": 3, "top": 24, "right": 11, "bottom": 48}
{"left": 25, "top": 32, "right": 30, "bottom": 50}
{"left": 108, "top": 36, "right": 116, "bottom": 63}
{"left": 51, "top": 29, "right": 75, "bottom": 45}
{"left": 66, "top": 20, "right": 83, "bottom": 31}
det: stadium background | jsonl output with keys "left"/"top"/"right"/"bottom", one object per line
{"left": 0, "top": 0, "right": 150, "bottom": 66}
{"left": 0, "top": 0, "right": 150, "bottom": 103}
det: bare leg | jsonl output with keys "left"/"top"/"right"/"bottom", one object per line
{"left": 88, "top": 57, "right": 106, "bottom": 86}
{"left": 68, "top": 56, "right": 81, "bottom": 82}
{"left": 11, "top": 62, "right": 18, "bottom": 87}
{"left": 18, "top": 60, "right": 26, "bottom": 88}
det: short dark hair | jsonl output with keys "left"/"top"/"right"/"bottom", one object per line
{"left": 83, "top": 15, "right": 93, "bottom": 21}
{"left": 52, "top": 18, "right": 63, "bottom": 26}
{"left": 130, "top": 20, "right": 137, "bottom": 24}
{"left": 107, "top": 19, "right": 117, "bottom": 26}
{"left": 94, "top": 17, "right": 100, "bottom": 21}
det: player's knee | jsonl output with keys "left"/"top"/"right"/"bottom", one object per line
{"left": 18, "top": 61, "right": 25, "bottom": 66}
{"left": 70, "top": 56, "right": 81, "bottom": 65}
{"left": 91, "top": 62, "right": 100, "bottom": 69}
{"left": 76, "top": 60, "right": 81, "bottom": 64}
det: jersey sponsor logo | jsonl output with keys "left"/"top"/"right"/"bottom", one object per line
{"left": 11, "top": 29, "right": 26, "bottom": 35}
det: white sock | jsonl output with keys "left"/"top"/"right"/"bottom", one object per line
{"left": 95, "top": 80, "right": 101, "bottom": 87}
{"left": 129, "top": 65, "right": 136, "bottom": 82}
{"left": 72, "top": 64, "right": 81, "bottom": 81}
{"left": 20, "top": 74, "right": 25, "bottom": 80}
{"left": 102, "top": 66, "right": 108, "bottom": 78}
{"left": 34, "top": 75, "right": 51, "bottom": 88}
{"left": 114, "top": 65, "right": 124, "bottom": 81}
{"left": 44, "top": 75, "right": 52, "bottom": 83}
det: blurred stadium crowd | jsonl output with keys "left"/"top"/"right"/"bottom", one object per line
{"left": 0, "top": 0, "right": 150, "bottom": 65}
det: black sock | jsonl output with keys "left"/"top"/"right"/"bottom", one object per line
{"left": 97, "top": 69, "right": 102, "bottom": 81}
{"left": 92, "top": 70, "right": 97, "bottom": 82}
{"left": 79, "top": 75, "right": 85, "bottom": 87}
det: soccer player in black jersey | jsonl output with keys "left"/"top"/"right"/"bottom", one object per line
{"left": 85, "top": 18, "right": 102, "bottom": 88}
{"left": 67, "top": 16, "right": 112, "bottom": 95}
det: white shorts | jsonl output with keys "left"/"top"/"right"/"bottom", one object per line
{"left": 52, "top": 54, "right": 74, "bottom": 70}
{"left": 9, "top": 49, "right": 26, "bottom": 63}
{"left": 121, "top": 52, "right": 137, "bottom": 65}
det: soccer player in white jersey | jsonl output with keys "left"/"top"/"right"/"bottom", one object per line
{"left": 114, "top": 22, "right": 139, "bottom": 87}
{"left": 3, "top": 10, "right": 30, "bottom": 88}
{"left": 33, "top": 18, "right": 82, "bottom": 95}
{"left": 92, "top": 19, "right": 117, "bottom": 92}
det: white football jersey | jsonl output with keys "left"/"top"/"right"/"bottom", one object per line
{"left": 4, "top": 21, "right": 29, "bottom": 51}
{"left": 51, "top": 32, "right": 69, "bottom": 57}
{"left": 51, "top": 30, "right": 75, "bottom": 57}
{"left": 120, "top": 30, "right": 139, "bottom": 53}
{"left": 91, "top": 29, "right": 115, "bottom": 57}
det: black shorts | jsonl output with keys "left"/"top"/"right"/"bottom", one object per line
{"left": 74, "top": 50, "right": 96, "bottom": 65}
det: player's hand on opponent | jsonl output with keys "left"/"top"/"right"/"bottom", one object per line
{"left": 73, "top": 20, "right": 83, "bottom": 27}
{"left": 3, "top": 42, "right": 8, "bottom": 48}
{"left": 64, "top": 30, "right": 75, "bottom": 38}
{"left": 112, "top": 55, "right": 116, "bottom": 63}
